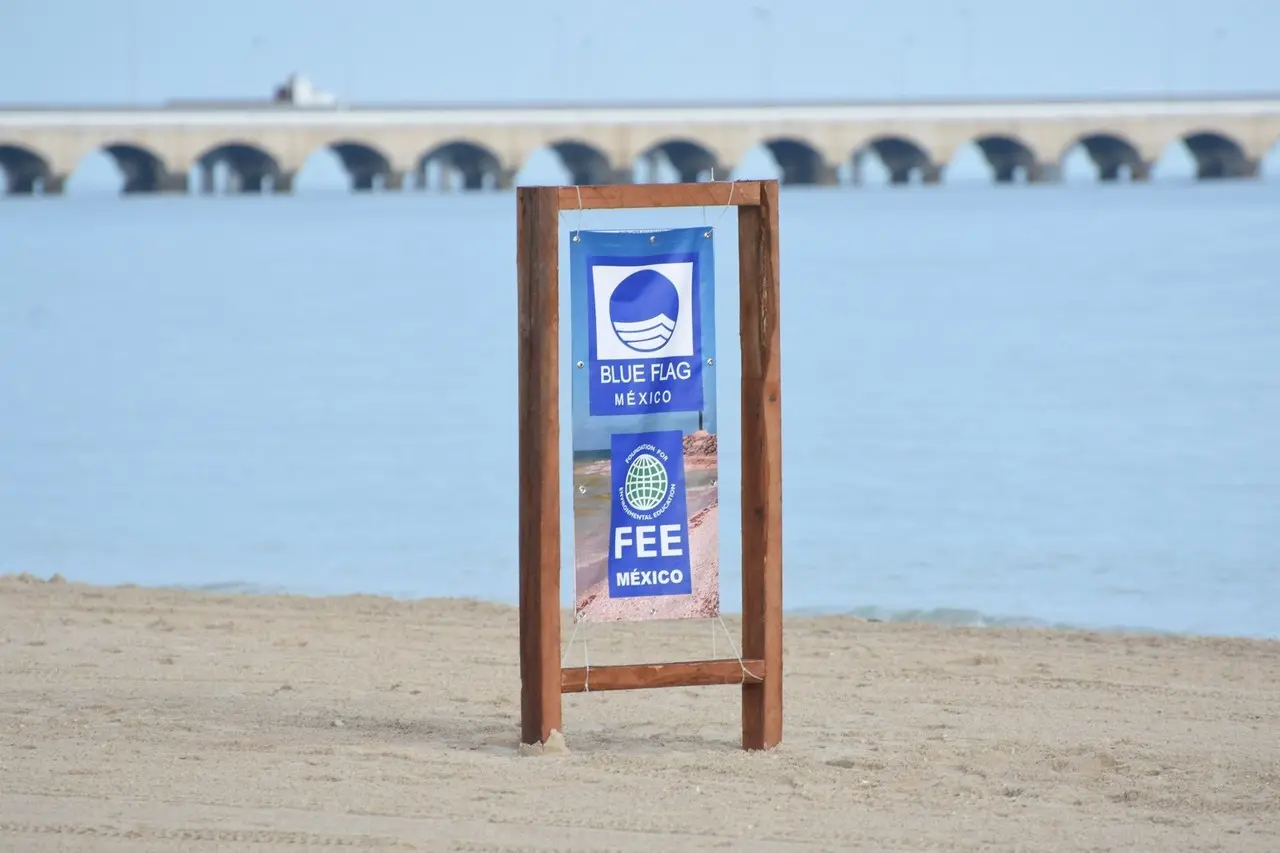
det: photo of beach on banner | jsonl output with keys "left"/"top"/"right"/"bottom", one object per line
{"left": 572, "top": 429, "right": 719, "bottom": 622}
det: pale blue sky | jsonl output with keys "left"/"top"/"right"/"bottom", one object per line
{"left": 1, "top": 0, "right": 1274, "bottom": 105}
{"left": 2, "top": 0, "right": 1277, "bottom": 189}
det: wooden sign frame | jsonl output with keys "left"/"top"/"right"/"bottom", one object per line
{"left": 516, "top": 180, "right": 782, "bottom": 751}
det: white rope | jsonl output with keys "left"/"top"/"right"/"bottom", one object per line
{"left": 561, "top": 617, "right": 581, "bottom": 667}
{"left": 582, "top": 618, "right": 590, "bottom": 692}
{"left": 572, "top": 184, "right": 584, "bottom": 242}
{"left": 561, "top": 613, "right": 590, "bottom": 692}
{"left": 703, "top": 179, "right": 736, "bottom": 239}
{"left": 710, "top": 180, "right": 736, "bottom": 231}
{"left": 714, "top": 614, "right": 752, "bottom": 684}
{"left": 702, "top": 167, "right": 714, "bottom": 226}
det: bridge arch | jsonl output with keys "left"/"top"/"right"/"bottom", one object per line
{"left": 852, "top": 134, "right": 939, "bottom": 185}
{"left": 0, "top": 142, "right": 53, "bottom": 195}
{"left": 194, "top": 140, "right": 285, "bottom": 194}
{"left": 546, "top": 139, "right": 617, "bottom": 186}
{"left": 1057, "top": 131, "right": 1148, "bottom": 182}
{"left": 970, "top": 134, "right": 1043, "bottom": 183}
{"left": 418, "top": 139, "right": 504, "bottom": 190}
{"left": 636, "top": 137, "right": 723, "bottom": 183}
{"left": 1178, "top": 129, "right": 1255, "bottom": 179}
{"left": 96, "top": 141, "right": 182, "bottom": 194}
{"left": 761, "top": 136, "right": 829, "bottom": 185}
{"left": 321, "top": 139, "right": 395, "bottom": 191}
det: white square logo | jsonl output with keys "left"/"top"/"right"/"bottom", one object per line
{"left": 591, "top": 261, "right": 695, "bottom": 361}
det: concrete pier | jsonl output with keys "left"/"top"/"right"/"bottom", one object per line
{"left": 2, "top": 95, "right": 1277, "bottom": 195}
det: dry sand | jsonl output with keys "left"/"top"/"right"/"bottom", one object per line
{"left": 2, "top": 574, "right": 1277, "bottom": 852}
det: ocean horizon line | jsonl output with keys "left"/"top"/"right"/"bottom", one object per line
{"left": 5, "top": 572, "right": 1270, "bottom": 642}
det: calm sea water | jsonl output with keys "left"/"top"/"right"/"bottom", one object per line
{"left": 2, "top": 180, "right": 1278, "bottom": 638}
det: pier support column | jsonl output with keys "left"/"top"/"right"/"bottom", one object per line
{"left": 496, "top": 168, "right": 517, "bottom": 190}
{"left": 384, "top": 171, "right": 406, "bottom": 191}
{"left": 157, "top": 172, "right": 189, "bottom": 194}
{"left": 605, "top": 167, "right": 634, "bottom": 185}
{"left": 992, "top": 164, "right": 1022, "bottom": 183}
{"left": 851, "top": 151, "right": 865, "bottom": 186}
{"left": 816, "top": 164, "right": 840, "bottom": 186}
{"left": 1029, "top": 163, "right": 1061, "bottom": 183}
{"left": 921, "top": 164, "right": 943, "bottom": 185}
{"left": 272, "top": 172, "right": 295, "bottom": 194}
{"left": 1196, "top": 156, "right": 1261, "bottom": 179}
{"left": 1099, "top": 160, "right": 1153, "bottom": 182}
{"left": 6, "top": 174, "right": 36, "bottom": 195}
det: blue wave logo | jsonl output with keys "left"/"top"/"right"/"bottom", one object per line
{"left": 609, "top": 269, "right": 680, "bottom": 354}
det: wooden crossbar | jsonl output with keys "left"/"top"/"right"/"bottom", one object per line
{"left": 556, "top": 181, "right": 763, "bottom": 211}
{"left": 561, "top": 659, "right": 765, "bottom": 694}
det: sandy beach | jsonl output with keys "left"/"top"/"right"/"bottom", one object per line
{"left": 1, "top": 574, "right": 1277, "bottom": 852}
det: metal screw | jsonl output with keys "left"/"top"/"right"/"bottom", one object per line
{"left": 572, "top": 233, "right": 580, "bottom": 242}
{"left": 706, "top": 358, "right": 714, "bottom": 365}
{"left": 704, "top": 230, "right": 711, "bottom": 238}
{"left": 575, "top": 360, "right": 584, "bottom": 369}
{"left": 648, "top": 235, "right": 656, "bottom": 244}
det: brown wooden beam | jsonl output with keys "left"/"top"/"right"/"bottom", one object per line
{"left": 555, "top": 181, "right": 761, "bottom": 211}
{"left": 738, "top": 178, "right": 784, "bottom": 750}
{"left": 561, "top": 659, "right": 765, "bottom": 694}
{"left": 516, "top": 185, "right": 563, "bottom": 745}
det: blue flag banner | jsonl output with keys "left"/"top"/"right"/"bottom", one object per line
{"left": 569, "top": 227, "right": 720, "bottom": 623}
{"left": 587, "top": 252, "right": 703, "bottom": 416}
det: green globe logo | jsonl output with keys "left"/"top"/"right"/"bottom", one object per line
{"left": 623, "top": 453, "right": 669, "bottom": 513}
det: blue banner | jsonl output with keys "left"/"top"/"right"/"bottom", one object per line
{"left": 607, "top": 429, "right": 692, "bottom": 598}
{"left": 570, "top": 226, "right": 719, "bottom": 623}
{"left": 582, "top": 232, "right": 706, "bottom": 416}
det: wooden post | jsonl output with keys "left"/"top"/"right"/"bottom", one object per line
{"left": 516, "top": 186, "right": 563, "bottom": 745}
{"left": 738, "top": 180, "right": 784, "bottom": 750}
{"left": 517, "top": 180, "right": 782, "bottom": 750}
